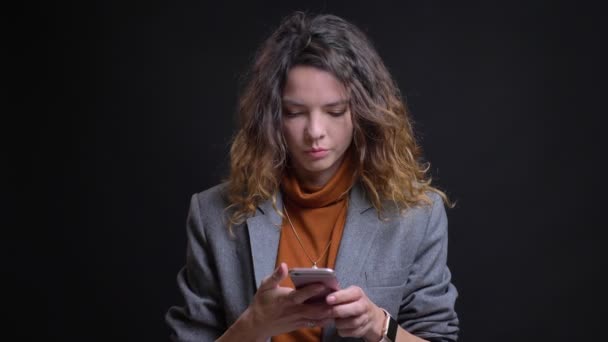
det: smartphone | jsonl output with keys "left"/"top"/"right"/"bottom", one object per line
{"left": 289, "top": 267, "right": 339, "bottom": 303}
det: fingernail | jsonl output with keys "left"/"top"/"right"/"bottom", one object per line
{"left": 327, "top": 295, "right": 336, "bottom": 303}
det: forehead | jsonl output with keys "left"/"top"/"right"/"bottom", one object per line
{"left": 282, "top": 65, "right": 347, "bottom": 105}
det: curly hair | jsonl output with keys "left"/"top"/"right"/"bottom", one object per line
{"left": 226, "top": 12, "right": 451, "bottom": 231}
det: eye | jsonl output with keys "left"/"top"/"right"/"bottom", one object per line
{"left": 328, "top": 110, "right": 346, "bottom": 117}
{"left": 284, "top": 111, "right": 303, "bottom": 118}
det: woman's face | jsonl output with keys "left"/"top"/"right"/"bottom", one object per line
{"left": 281, "top": 65, "right": 354, "bottom": 188}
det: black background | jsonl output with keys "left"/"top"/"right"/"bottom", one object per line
{"left": 10, "top": 1, "right": 606, "bottom": 341}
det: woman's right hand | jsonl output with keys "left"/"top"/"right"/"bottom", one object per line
{"left": 237, "top": 262, "right": 334, "bottom": 340}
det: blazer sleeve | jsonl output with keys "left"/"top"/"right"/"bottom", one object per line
{"left": 398, "top": 193, "right": 459, "bottom": 341}
{"left": 165, "top": 193, "right": 225, "bottom": 341}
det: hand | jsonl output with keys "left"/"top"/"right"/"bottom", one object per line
{"left": 243, "top": 262, "right": 334, "bottom": 339}
{"left": 326, "top": 286, "right": 385, "bottom": 342}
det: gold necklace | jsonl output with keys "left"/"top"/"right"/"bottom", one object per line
{"left": 284, "top": 205, "right": 332, "bottom": 269}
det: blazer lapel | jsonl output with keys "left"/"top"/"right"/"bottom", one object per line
{"left": 246, "top": 192, "right": 283, "bottom": 290}
{"left": 334, "top": 183, "right": 379, "bottom": 289}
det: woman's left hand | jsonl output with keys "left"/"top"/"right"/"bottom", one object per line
{"left": 326, "top": 286, "right": 385, "bottom": 341}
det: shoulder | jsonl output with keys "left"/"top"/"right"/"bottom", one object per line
{"left": 403, "top": 191, "right": 447, "bottom": 227}
{"left": 403, "top": 191, "right": 449, "bottom": 243}
{"left": 376, "top": 189, "right": 445, "bottom": 220}
{"left": 192, "top": 182, "right": 229, "bottom": 206}
{"left": 185, "top": 182, "right": 254, "bottom": 242}
{"left": 420, "top": 191, "right": 446, "bottom": 218}
{"left": 189, "top": 182, "right": 231, "bottom": 223}
{"left": 370, "top": 190, "right": 448, "bottom": 244}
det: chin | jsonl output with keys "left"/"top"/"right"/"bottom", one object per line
{"left": 306, "top": 158, "right": 333, "bottom": 168}
{"left": 304, "top": 162, "right": 336, "bottom": 174}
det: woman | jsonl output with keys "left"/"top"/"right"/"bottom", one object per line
{"left": 166, "top": 12, "right": 459, "bottom": 342}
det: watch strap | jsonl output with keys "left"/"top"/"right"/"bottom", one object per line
{"left": 379, "top": 309, "right": 398, "bottom": 342}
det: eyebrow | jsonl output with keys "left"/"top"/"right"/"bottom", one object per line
{"left": 282, "top": 99, "right": 349, "bottom": 107}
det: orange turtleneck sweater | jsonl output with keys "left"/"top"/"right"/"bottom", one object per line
{"left": 272, "top": 154, "right": 355, "bottom": 342}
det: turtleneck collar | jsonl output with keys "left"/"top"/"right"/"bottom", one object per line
{"left": 281, "top": 151, "right": 356, "bottom": 208}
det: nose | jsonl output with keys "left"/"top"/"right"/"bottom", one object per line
{"left": 305, "top": 112, "right": 326, "bottom": 142}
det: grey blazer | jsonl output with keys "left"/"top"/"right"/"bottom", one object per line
{"left": 166, "top": 183, "right": 459, "bottom": 341}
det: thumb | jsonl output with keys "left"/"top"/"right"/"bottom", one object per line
{"left": 259, "top": 262, "right": 288, "bottom": 291}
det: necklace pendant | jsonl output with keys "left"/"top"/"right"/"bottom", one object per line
{"left": 312, "top": 263, "right": 318, "bottom": 269}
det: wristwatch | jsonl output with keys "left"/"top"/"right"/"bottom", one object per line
{"left": 378, "top": 309, "right": 398, "bottom": 342}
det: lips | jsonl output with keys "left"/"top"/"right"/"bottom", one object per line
{"left": 305, "top": 148, "right": 330, "bottom": 159}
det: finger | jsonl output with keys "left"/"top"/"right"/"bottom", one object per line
{"left": 296, "top": 317, "right": 334, "bottom": 329}
{"left": 298, "top": 304, "right": 333, "bottom": 320}
{"left": 289, "top": 283, "right": 329, "bottom": 304}
{"left": 331, "top": 300, "right": 366, "bottom": 319}
{"left": 334, "top": 314, "right": 369, "bottom": 330}
{"left": 326, "top": 285, "right": 364, "bottom": 305}
{"left": 315, "top": 317, "right": 334, "bottom": 327}
{"left": 259, "top": 262, "right": 288, "bottom": 291}
{"left": 337, "top": 326, "right": 366, "bottom": 338}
